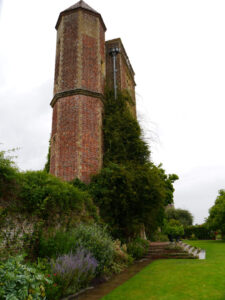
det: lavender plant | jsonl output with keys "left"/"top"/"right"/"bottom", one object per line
{"left": 52, "top": 248, "right": 98, "bottom": 296}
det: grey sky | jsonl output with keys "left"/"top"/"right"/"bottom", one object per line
{"left": 1, "top": 0, "right": 225, "bottom": 224}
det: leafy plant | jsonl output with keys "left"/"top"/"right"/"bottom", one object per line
{"left": 165, "top": 207, "right": 193, "bottom": 226}
{"left": 127, "top": 238, "right": 149, "bottom": 260}
{"left": 163, "top": 219, "right": 184, "bottom": 241}
{"left": 88, "top": 90, "right": 179, "bottom": 240}
{"left": 0, "top": 148, "right": 19, "bottom": 198}
{"left": 38, "top": 224, "right": 114, "bottom": 275}
{"left": 0, "top": 255, "right": 52, "bottom": 299}
{"left": 184, "top": 224, "right": 214, "bottom": 240}
{"left": 149, "top": 231, "right": 169, "bottom": 242}
{"left": 90, "top": 162, "right": 177, "bottom": 239}
{"left": 207, "top": 189, "right": 225, "bottom": 236}
{"left": 19, "top": 170, "right": 87, "bottom": 216}
{"left": 103, "top": 90, "right": 150, "bottom": 166}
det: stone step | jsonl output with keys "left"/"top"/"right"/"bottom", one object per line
{"left": 147, "top": 255, "right": 196, "bottom": 259}
{"left": 145, "top": 242, "right": 196, "bottom": 260}
{"left": 148, "top": 249, "right": 187, "bottom": 253}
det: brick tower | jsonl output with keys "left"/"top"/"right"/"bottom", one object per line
{"left": 106, "top": 38, "right": 136, "bottom": 117}
{"left": 49, "top": 0, "right": 106, "bottom": 183}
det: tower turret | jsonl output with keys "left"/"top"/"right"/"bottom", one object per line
{"left": 50, "top": 0, "right": 106, "bottom": 183}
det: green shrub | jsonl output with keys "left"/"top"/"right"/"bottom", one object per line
{"left": 39, "top": 230, "right": 77, "bottom": 258}
{"left": 0, "top": 149, "right": 19, "bottom": 198}
{"left": 39, "top": 224, "right": 115, "bottom": 275}
{"left": 165, "top": 207, "right": 193, "bottom": 226}
{"left": 149, "top": 231, "right": 169, "bottom": 242}
{"left": 164, "top": 219, "right": 184, "bottom": 239}
{"left": 19, "top": 171, "right": 87, "bottom": 216}
{"left": 127, "top": 238, "right": 149, "bottom": 260}
{"left": 184, "top": 224, "right": 214, "bottom": 240}
{"left": 0, "top": 255, "right": 52, "bottom": 299}
{"left": 90, "top": 162, "right": 177, "bottom": 240}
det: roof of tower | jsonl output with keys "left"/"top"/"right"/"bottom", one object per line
{"left": 64, "top": 0, "right": 98, "bottom": 14}
{"left": 56, "top": 0, "right": 106, "bottom": 31}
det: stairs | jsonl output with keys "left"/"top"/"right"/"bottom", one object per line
{"left": 145, "top": 242, "right": 196, "bottom": 260}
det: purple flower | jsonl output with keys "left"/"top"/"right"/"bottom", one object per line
{"left": 51, "top": 248, "right": 98, "bottom": 295}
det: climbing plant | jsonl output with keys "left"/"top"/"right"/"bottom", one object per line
{"left": 89, "top": 90, "right": 178, "bottom": 239}
{"left": 103, "top": 90, "right": 150, "bottom": 166}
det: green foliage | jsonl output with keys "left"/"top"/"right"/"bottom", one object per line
{"left": 44, "top": 140, "right": 51, "bottom": 173}
{"left": 90, "top": 162, "right": 177, "bottom": 239}
{"left": 19, "top": 170, "right": 86, "bottom": 216}
{"left": 184, "top": 224, "right": 214, "bottom": 240}
{"left": 70, "top": 223, "right": 115, "bottom": 274}
{"left": 103, "top": 90, "right": 150, "bottom": 166}
{"left": 0, "top": 149, "right": 19, "bottom": 198}
{"left": 89, "top": 90, "right": 179, "bottom": 239}
{"left": 149, "top": 231, "right": 169, "bottom": 242}
{"left": 71, "top": 177, "right": 89, "bottom": 191}
{"left": 0, "top": 255, "right": 52, "bottom": 299}
{"left": 163, "top": 219, "right": 184, "bottom": 238}
{"left": 159, "top": 171, "right": 179, "bottom": 206}
{"left": 38, "top": 224, "right": 115, "bottom": 275}
{"left": 165, "top": 207, "right": 193, "bottom": 226}
{"left": 127, "top": 238, "right": 149, "bottom": 260}
{"left": 207, "top": 189, "right": 225, "bottom": 234}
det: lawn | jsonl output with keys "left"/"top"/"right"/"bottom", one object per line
{"left": 101, "top": 240, "right": 225, "bottom": 300}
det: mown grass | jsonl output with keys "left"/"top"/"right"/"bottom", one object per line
{"left": 101, "top": 240, "right": 225, "bottom": 300}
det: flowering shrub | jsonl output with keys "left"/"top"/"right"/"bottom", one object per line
{"left": 39, "top": 224, "right": 114, "bottom": 275}
{"left": 51, "top": 248, "right": 98, "bottom": 297}
{"left": 70, "top": 224, "right": 114, "bottom": 274}
{"left": 0, "top": 255, "right": 52, "bottom": 299}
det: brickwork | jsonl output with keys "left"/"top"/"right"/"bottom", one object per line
{"left": 50, "top": 2, "right": 105, "bottom": 183}
{"left": 50, "top": 1, "right": 136, "bottom": 183}
{"left": 50, "top": 95, "right": 103, "bottom": 182}
{"left": 105, "top": 38, "right": 136, "bottom": 117}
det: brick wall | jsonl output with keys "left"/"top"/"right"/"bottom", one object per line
{"left": 50, "top": 95, "right": 103, "bottom": 182}
{"left": 105, "top": 38, "right": 136, "bottom": 117}
{"left": 50, "top": 7, "right": 105, "bottom": 183}
{"left": 50, "top": 5, "right": 136, "bottom": 183}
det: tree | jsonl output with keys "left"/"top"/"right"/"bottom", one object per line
{"left": 207, "top": 190, "right": 225, "bottom": 235}
{"left": 165, "top": 207, "right": 193, "bottom": 227}
{"left": 163, "top": 219, "right": 184, "bottom": 241}
{"left": 90, "top": 163, "right": 173, "bottom": 239}
{"left": 89, "top": 90, "right": 179, "bottom": 240}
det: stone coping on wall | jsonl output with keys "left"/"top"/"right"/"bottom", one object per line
{"left": 178, "top": 241, "right": 206, "bottom": 260}
{"left": 50, "top": 89, "right": 104, "bottom": 107}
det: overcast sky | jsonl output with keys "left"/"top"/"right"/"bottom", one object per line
{"left": 1, "top": 0, "right": 225, "bottom": 224}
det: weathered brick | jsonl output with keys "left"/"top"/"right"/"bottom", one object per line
{"left": 50, "top": 2, "right": 136, "bottom": 183}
